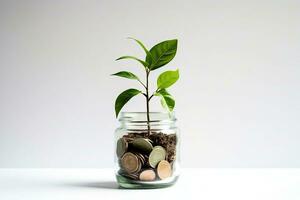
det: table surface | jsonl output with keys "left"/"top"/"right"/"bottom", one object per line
{"left": 0, "top": 168, "right": 299, "bottom": 200}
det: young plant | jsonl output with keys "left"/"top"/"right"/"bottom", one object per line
{"left": 112, "top": 38, "right": 179, "bottom": 134}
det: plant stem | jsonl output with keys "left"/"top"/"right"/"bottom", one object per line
{"left": 146, "top": 70, "right": 150, "bottom": 135}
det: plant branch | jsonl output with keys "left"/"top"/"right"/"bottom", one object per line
{"left": 148, "top": 88, "right": 159, "bottom": 101}
{"left": 137, "top": 79, "right": 147, "bottom": 89}
{"left": 149, "top": 94, "right": 154, "bottom": 101}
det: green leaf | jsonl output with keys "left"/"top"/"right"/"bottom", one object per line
{"left": 111, "top": 71, "right": 139, "bottom": 80}
{"left": 155, "top": 89, "right": 175, "bottom": 112}
{"left": 116, "top": 56, "right": 149, "bottom": 68}
{"left": 128, "top": 37, "right": 153, "bottom": 66}
{"left": 157, "top": 69, "right": 179, "bottom": 89}
{"left": 115, "top": 89, "right": 141, "bottom": 118}
{"left": 127, "top": 37, "right": 148, "bottom": 53}
{"left": 147, "top": 39, "right": 177, "bottom": 70}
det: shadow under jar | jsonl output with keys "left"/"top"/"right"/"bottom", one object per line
{"left": 115, "top": 112, "right": 180, "bottom": 189}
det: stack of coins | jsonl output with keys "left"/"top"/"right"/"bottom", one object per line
{"left": 116, "top": 132, "right": 176, "bottom": 181}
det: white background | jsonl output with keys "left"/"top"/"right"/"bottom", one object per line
{"left": 0, "top": 0, "right": 299, "bottom": 168}
{"left": 1, "top": 169, "right": 300, "bottom": 200}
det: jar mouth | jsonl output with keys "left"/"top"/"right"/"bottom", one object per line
{"left": 119, "top": 112, "right": 176, "bottom": 123}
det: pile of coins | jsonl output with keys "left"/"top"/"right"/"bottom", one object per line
{"left": 116, "top": 132, "right": 177, "bottom": 181}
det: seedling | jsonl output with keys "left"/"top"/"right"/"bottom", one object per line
{"left": 112, "top": 38, "right": 179, "bottom": 134}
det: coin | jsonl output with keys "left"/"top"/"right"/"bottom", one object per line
{"left": 139, "top": 169, "right": 156, "bottom": 181}
{"left": 132, "top": 138, "right": 153, "bottom": 154}
{"left": 135, "top": 152, "right": 146, "bottom": 166}
{"left": 121, "top": 152, "right": 141, "bottom": 174}
{"left": 116, "top": 138, "right": 128, "bottom": 158}
{"left": 148, "top": 146, "right": 166, "bottom": 168}
{"left": 157, "top": 160, "right": 172, "bottom": 180}
{"left": 118, "top": 169, "right": 139, "bottom": 180}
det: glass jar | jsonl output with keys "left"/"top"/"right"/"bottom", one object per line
{"left": 114, "top": 112, "right": 180, "bottom": 189}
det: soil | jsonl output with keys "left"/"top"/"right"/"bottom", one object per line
{"left": 122, "top": 131, "right": 177, "bottom": 163}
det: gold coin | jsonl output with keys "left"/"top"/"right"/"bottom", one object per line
{"left": 157, "top": 160, "right": 172, "bottom": 180}
{"left": 149, "top": 146, "right": 166, "bottom": 168}
{"left": 121, "top": 152, "right": 141, "bottom": 174}
{"left": 139, "top": 169, "right": 156, "bottom": 181}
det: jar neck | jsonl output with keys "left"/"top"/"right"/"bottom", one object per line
{"left": 118, "top": 112, "right": 176, "bottom": 131}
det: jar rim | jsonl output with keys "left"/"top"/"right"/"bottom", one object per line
{"left": 118, "top": 112, "right": 176, "bottom": 123}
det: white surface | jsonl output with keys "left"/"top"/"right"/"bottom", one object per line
{"left": 1, "top": 0, "right": 300, "bottom": 168}
{"left": 0, "top": 168, "right": 299, "bottom": 200}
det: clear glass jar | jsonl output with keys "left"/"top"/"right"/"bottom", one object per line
{"left": 115, "top": 112, "right": 180, "bottom": 189}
